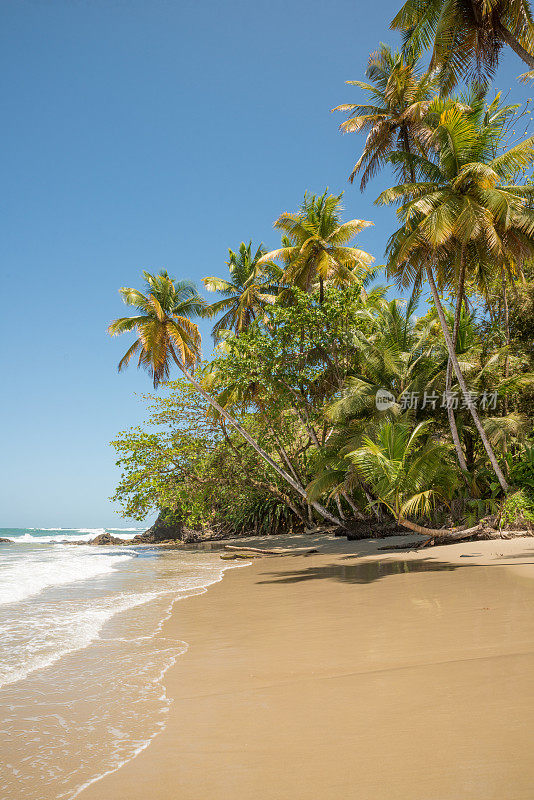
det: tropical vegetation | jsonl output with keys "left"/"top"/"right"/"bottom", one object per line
{"left": 108, "top": 0, "right": 534, "bottom": 542}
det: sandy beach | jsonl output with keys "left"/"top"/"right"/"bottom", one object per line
{"left": 79, "top": 534, "right": 534, "bottom": 800}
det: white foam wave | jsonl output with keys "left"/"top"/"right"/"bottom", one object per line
{"left": 0, "top": 550, "right": 134, "bottom": 606}
{"left": 0, "top": 590, "right": 165, "bottom": 689}
{"left": 11, "top": 531, "right": 138, "bottom": 544}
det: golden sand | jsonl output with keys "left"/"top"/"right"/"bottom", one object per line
{"left": 80, "top": 536, "right": 534, "bottom": 800}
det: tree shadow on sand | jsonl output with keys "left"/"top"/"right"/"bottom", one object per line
{"left": 256, "top": 559, "right": 465, "bottom": 585}
{"left": 255, "top": 551, "right": 534, "bottom": 584}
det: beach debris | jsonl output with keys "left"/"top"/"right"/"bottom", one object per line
{"left": 221, "top": 544, "right": 319, "bottom": 559}
{"left": 220, "top": 552, "right": 262, "bottom": 560}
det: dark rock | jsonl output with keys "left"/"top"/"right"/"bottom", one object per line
{"left": 132, "top": 509, "right": 185, "bottom": 544}
{"left": 0, "top": 537, "right": 13, "bottom": 543}
{"left": 89, "top": 532, "right": 126, "bottom": 546}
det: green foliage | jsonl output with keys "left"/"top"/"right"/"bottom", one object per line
{"left": 500, "top": 489, "right": 534, "bottom": 528}
{"left": 508, "top": 443, "right": 534, "bottom": 495}
{"left": 109, "top": 92, "right": 534, "bottom": 532}
{"left": 349, "top": 419, "right": 458, "bottom": 519}
{"left": 391, "top": 0, "right": 534, "bottom": 93}
{"left": 202, "top": 241, "right": 277, "bottom": 340}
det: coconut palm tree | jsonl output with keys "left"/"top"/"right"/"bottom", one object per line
{"left": 108, "top": 270, "right": 343, "bottom": 527}
{"left": 108, "top": 271, "right": 205, "bottom": 387}
{"left": 377, "top": 103, "right": 534, "bottom": 491}
{"left": 332, "top": 44, "right": 436, "bottom": 189}
{"left": 259, "top": 190, "right": 375, "bottom": 301}
{"left": 391, "top": 0, "right": 534, "bottom": 93}
{"left": 202, "top": 241, "right": 277, "bottom": 340}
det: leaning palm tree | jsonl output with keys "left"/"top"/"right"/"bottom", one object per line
{"left": 108, "top": 270, "right": 343, "bottom": 527}
{"left": 259, "top": 190, "right": 375, "bottom": 301}
{"left": 377, "top": 103, "right": 534, "bottom": 491}
{"left": 332, "top": 44, "right": 436, "bottom": 189}
{"left": 391, "top": 0, "right": 534, "bottom": 93}
{"left": 202, "top": 241, "right": 276, "bottom": 340}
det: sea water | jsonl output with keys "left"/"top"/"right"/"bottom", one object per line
{"left": 0, "top": 527, "right": 242, "bottom": 800}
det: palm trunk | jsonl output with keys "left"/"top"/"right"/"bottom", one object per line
{"left": 178, "top": 363, "right": 344, "bottom": 527}
{"left": 398, "top": 517, "right": 481, "bottom": 538}
{"left": 403, "top": 129, "right": 417, "bottom": 184}
{"left": 426, "top": 266, "right": 509, "bottom": 492}
{"left": 341, "top": 490, "right": 367, "bottom": 520}
{"left": 446, "top": 256, "right": 468, "bottom": 471}
{"left": 496, "top": 20, "right": 534, "bottom": 68}
{"left": 259, "top": 404, "right": 305, "bottom": 486}
{"left": 502, "top": 269, "right": 510, "bottom": 418}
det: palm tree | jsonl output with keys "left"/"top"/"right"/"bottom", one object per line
{"left": 332, "top": 44, "right": 436, "bottom": 189}
{"left": 108, "top": 271, "right": 205, "bottom": 387}
{"left": 202, "top": 241, "right": 277, "bottom": 340}
{"left": 108, "top": 270, "right": 343, "bottom": 527}
{"left": 377, "top": 104, "right": 534, "bottom": 491}
{"left": 259, "top": 190, "right": 375, "bottom": 301}
{"left": 391, "top": 0, "right": 534, "bottom": 93}
{"left": 349, "top": 419, "right": 463, "bottom": 536}
{"left": 306, "top": 297, "right": 442, "bottom": 513}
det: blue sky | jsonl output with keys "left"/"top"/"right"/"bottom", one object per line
{"left": 0, "top": 0, "right": 529, "bottom": 527}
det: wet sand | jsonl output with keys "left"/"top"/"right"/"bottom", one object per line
{"left": 80, "top": 535, "right": 534, "bottom": 800}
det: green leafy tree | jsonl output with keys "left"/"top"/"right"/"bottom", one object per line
{"left": 109, "top": 270, "right": 343, "bottom": 526}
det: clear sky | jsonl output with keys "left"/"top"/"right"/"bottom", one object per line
{"left": 0, "top": 0, "right": 529, "bottom": 527}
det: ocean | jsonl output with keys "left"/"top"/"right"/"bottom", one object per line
{"left": 0, "top": 527, "right": 242, "bottom": 799}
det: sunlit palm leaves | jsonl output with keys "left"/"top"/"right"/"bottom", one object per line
{"left": 349, "top": 420, "right": 457, "bottom": 520}
{"left": 108, "top": 271, "right": 206, "bottom": 388}
{"left": 259, "top": 190, "right": 375, "bottom": 296}
{"left": 333, "top": 44, "right": 437, "bottom": 189}
{"left": 202, "top": 241, "right": 277, "bottom": 340}
{"left": 391, "top": 0, "right": 534, "bottom": 93}
{"left": 378, "top": 99, "right": 534, "bottom": 293}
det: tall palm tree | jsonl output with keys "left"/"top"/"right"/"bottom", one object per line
{"left": 202, "top": 241, "right": 276, "bottom": 340}
{"left": 332, "top": 44, "right": 436, "bottom": 189}
{"left": 391, "top": 0, "right": 534, "bottom": 93}
{"left": 378, "top": 104, "right": 534, "bottom": 491}
{"left": 259, "top": 190, "right": 375, "bottom": 301}
{"left": 108, "top": 270, "right": 343, "bottom": 527}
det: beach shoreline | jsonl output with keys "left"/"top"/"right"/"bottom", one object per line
{"left": 78, "top": 533, "right": 534, "bottom": 800}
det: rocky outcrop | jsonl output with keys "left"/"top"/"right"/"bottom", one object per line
{"left": 89, "top": 532, "right": 126, "bottom": 546}
{"left": 131, "top": 509, "right": 185, "bottom": 544}
{"left": 0, "top": 537, "right": 13, "bottom": 543}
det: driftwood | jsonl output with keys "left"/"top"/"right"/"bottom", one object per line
{"left": 223, "top": 544, "right": 319, "bottom": 556}
{"left": 379, "top": 528, "right": 533, "bottom": 550}
{"left": 220, "top": 552, "right": 263, "bottom": 560}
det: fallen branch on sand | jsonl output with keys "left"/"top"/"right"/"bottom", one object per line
{"left": 222, "top": 544, "right": 319, "bottom": 557}
{"left": 378, "top": 528, "right": 533, "bottom": 550}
